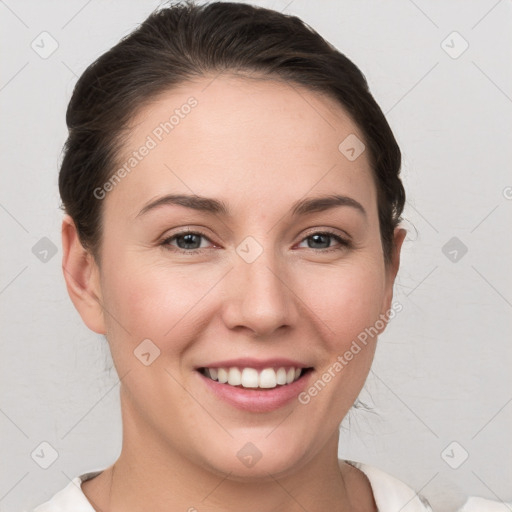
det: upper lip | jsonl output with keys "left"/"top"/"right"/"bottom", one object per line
{"left": 196, "top": 358, "right": 312, "bottom": 370}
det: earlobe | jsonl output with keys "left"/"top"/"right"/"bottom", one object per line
{"left": 61, "top": 215, "right": 106, "bottom": 334}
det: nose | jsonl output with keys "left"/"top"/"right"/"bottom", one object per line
{"left": 221, "top": 248, "right": 298, "bottom": 338}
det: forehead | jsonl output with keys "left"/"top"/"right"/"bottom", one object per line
{"left": 107, "top": 73, "right": 377, "bottom": 220}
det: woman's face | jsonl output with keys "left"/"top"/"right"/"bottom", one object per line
{"left": 68, "top": 74, "right": 404, "bottom": 478}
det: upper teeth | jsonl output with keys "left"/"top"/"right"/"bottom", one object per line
{"left": 204, "top": 367, "right": 303, "bottom": 389}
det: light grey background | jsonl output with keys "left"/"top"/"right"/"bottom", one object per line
{"left": 1, "top": 1, "right": 511, "bottom": 511}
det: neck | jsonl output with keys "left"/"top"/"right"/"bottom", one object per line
{"left": 109, "top": 448, "right": 350, "bottom": 512}
{"left": 84, "top": 389, "right": 365, "bottom": 512}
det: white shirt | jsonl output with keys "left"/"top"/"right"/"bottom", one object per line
{"left": 29, "top": 460, "right": 507, "bottom": 512}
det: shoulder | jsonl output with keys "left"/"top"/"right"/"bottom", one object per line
{"left": 459, "top": 496, "right": 512, "bottom": 511}
{"left": 30, "top": 469, "right": 104, "bottom": 512}
{"left": 343, "top": 460, "right": 512, "bottom": 512}
{"left": 343, "top": 459, "right": 433, "bottom": 512}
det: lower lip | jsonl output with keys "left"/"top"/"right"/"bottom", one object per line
{"left": 197, "top": 370, "right": 312, "bottom": 413}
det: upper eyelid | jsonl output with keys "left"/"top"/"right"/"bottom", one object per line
{"left": 303, "top": 228, "right": 351, "bottom": 241}
{"left": 162, "top": 229, "right": 214, "bottom": 243}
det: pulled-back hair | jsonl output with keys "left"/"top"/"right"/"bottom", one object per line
{"left": 59, "top": 0, "right": 405, "bottom": 264}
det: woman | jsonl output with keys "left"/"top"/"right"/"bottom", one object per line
{"left": 33, "top": 1, "right": 438, "bottom": 510}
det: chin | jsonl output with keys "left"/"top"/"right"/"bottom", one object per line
{"left": 190, "top": 431, "right": 313, "bottom": 481}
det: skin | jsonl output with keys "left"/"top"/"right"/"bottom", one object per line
{"left": 62, "top": 73, "right": 406, "bottom": 512}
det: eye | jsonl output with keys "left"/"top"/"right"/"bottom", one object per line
{"left": 161, "top": 231, "right": 214, "bottom": 253}
{"left": 297, "top": 231, "right": 351, "bottom": 252}
{"left": 160, "top": 229, "right": 351, "bottom": 254}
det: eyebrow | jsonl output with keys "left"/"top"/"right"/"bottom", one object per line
{"left": 136, "top": 193, "right": 366, "bottom": 218}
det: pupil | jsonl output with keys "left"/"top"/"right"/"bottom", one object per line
{"left": 309, "top": 234, "right": 329, "bottom": 249}
{"left": 178, "top": 233, "right": 200, "bottom": 249}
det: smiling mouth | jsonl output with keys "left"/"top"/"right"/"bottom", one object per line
{"left": 198, "top": 366, "right": 313, "bottom": 390}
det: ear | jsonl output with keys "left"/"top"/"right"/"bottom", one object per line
{"left": 380, "top": 227, "right": 407, "bottom": 320}
{"left": 61, "top": 215, "right": 106, "bottom": 334}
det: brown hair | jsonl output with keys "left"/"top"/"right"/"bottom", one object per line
{"left": 59, "top": 0, "right": 405, "bottom": 264}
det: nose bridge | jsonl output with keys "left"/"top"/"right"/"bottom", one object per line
{"left": 222, "top": 236, "right": 297, "bottom": 336}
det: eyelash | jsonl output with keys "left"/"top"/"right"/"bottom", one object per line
{"left": 160, "top": 229, "right": 351, "bottom": 255}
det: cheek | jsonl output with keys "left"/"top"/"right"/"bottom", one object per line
{"left": 290, "top": 265, "right": 386, "bottom": 428}
{"left": 294, "top": 261, "right": 385, "bottom": 403}
{"left": 99, "top": 255, "right": 225, "bottom": 353}
{"left": 295, "top": 260, "right": 386, "bottom": 344}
